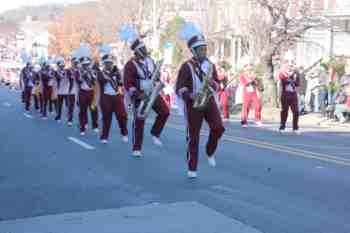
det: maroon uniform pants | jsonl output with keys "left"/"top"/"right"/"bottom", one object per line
{"left": 185, "top": 97, "right": 225, "bottom": 172}
{"left": 241, "top": 91, "right": 261, "bottom": 124}
{"left": 79, "top": 90, "right": 98, "bottom": 132}
{"left": 100, "top": 94, "right": 128, "bottom": 140}
{"left": 24, "top": 86, "right": 33, "bottom": 111}
{"left": 132, "top": 95, "right": 169, "bottom": 151}
{"left": 42, "top": 87, "right": 53, "bottom": 117}
{"left": 280, "top": 94, "right": 299, "bottom": 130}
{"left": 21, "top": 91, "right": 25, "bottom": 103}
{"left": 56, "top": 94, "right": 75, "bottom": 122}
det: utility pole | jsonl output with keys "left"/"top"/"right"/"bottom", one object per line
{"left": 152, "top": 0, "right": 158, "bottom": 55}
{"left": 330, "top": 24, "right": 334, "bottom": 59}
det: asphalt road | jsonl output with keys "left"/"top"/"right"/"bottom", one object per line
{"left": 0, "top": 85, "right": 350, "bottom": 233}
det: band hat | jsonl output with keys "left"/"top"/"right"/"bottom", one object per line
{"left": 179, "top": 21, "right": 207, "bottom": 50}
{"left": 102, "top": 54, "right": 114, "bottom": 63}
{"left": 80, "top": 56, "right": 92, "bottom": 65}
{"left": 55, "top": 56, "right": 65, "bottom": 66}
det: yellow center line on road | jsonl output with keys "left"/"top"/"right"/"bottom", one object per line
{"left": 165, "top": 123, "right": 350, "bottom": 167}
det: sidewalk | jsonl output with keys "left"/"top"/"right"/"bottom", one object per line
{"left": 230, "top": 107, "right": 350, "bottom": 131}
{"left": 0, "top": 202, "right": 263, "bottom": 233}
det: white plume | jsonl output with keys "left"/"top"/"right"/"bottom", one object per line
{"left": 20, "top": 50, "right": 32, "bottom": 64}
{"left": 76, "top": 43, "right": 92, "bottom": 59}
{"left": 118, "top": 25, "right": 139, "bottom": 43}
{"left": 38, "top": 55, "right": 47, "bottom": 65}
{"left": 98, "top": 44, "right": 112, "bottom": 56}
{"left": 179, "top": 21, "right": 202, "bottom": 41}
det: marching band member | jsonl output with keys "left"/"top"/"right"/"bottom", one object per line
{"left": 54, "top": 56, "right": 75, "bottom": 126}
{"left": 240, "top": 58, "right": 263, "bottom": 127}
{"left": 39, "top": 58, "right": 56, "bottom": 119}
{"left": 278, "top": 51, "right": 300, "bottom": 134}
{"left": 66, "top": 52, "right": 80, "bottom": 127}
{"left": 20, "top": 61, "right": 35, "bottom": 113}
{"left": 120, "top": 25, "right": 170, "bottom": 157}
{"left": 97, "top": 46, "right": 128, "bottom": 144}
{"left": 175, "top": 22, "right": 225, "bottom": 178}
{"left": 76, "top": 44, "right": 99, "bottom": 135}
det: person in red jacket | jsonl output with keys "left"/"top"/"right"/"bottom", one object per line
{"left": 218, "top": 80, "right": 229, "bottom": 120}
{"left": 278, "top": 53, "right": 300, "bottom": 134}
{"left": 176, "top": 22, "right": 225, "bottom": 178}
{"left": 121, "top": 26, "right": 169, "bottom": 157}
{"left": 97, "top": 53, "right": 128, "bottom": 144}
{"left": 240, "top": 62, "right": 262, "bottom": 127}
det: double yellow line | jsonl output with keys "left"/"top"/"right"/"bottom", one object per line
{"left": 166, "top": 123, "right": 350, "bottom": 167}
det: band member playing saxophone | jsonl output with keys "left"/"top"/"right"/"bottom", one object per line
{"left": 97, "top": 48, "right": 128, "bottom": 144}
{"left": 175, "top": 22, "right": 225, "bottom": 178}
{"left": 120, "top": 25, "right": 169, "bottom": 157}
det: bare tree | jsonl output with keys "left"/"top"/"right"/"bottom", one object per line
{"left": 241, "top": 0, "right": 329, "bottom": 107}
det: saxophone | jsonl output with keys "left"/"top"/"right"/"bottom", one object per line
{"left": 193, "top": 62, "right": 214, "bottom": 111}
{"left": 136, "top": 59, "right": 164, "bottom": 119}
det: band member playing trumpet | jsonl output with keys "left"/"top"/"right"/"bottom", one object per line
{"left": 20, "top": 61, "right": 35, "bottom": 113}
{"left": 39, "top": 59, "right": 56, "bottom": 119}
{"left": 120, "top": 25, "right": 169, "bottom": 157}
{"left": 240, "top": 58, "right": 263, "bottom": 127}
{"left": 175, "top": 22, "right": 225, "bottom": 178}
{"left": 55, "top": 57, "right": 75, "bottom": 126}
{"left": 76, "top": 48, "right": 99, "bottom": 135}
{"left": 97, "top": 52, "right": 128, "bottom": 144}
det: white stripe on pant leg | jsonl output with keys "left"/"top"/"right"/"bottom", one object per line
{"left": 184, "top": 104, "right": 191, "bottom": 163}
{"left": 68, "top": 137, "right": 95, "bottom": 150}
{"left": 132, "top": 106, "right": 136, "bottom": 149}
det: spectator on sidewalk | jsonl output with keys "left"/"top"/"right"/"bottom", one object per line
{"left": 334, "top": 89, "right": 350, "bottom": 123}
{"left": 315, "top": 67, "right": 328, "bottom": 114}
{"left": 298, "top": 66, "right": 307, "bottom": 114}
{"left": 239, "top": 59, "right": 263, "bottom": 127}
{"left": 218, "top": 79, "right": 229, "bottom": 120}
{"left": 334, "top": 65, "right": 350, "bottom": 123}
{"left": 305, "top": 71, "right": 319, "bottom": 112}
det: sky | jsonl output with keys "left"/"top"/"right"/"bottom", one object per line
{"left": 0, "top": 0, "right": 91, "bottom": 14}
